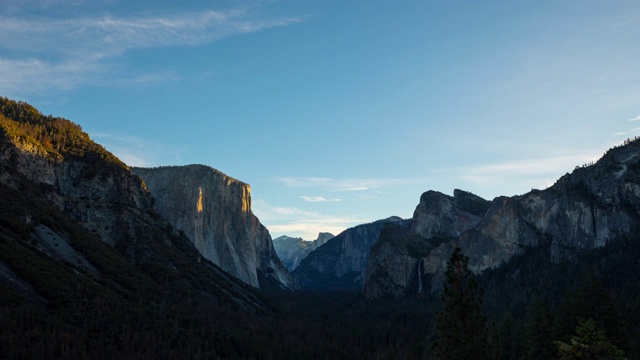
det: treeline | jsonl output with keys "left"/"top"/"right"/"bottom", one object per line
{"left": 0, "top": 97, "right": 123, "bottom": 166}
{"left": 478, "top": 233, "right": 640, "bottom": 359}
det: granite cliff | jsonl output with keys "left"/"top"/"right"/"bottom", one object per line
{"left": 364, "top": 139, "right": 640, "bottom": 298}
{"left": 364, "top": 190, "right": 490, "bottom": 298}
{"left": 132, "top": 165, "right": 294, "bottom": 289}
{"left": 293, "top": 217, "right": 404, "bottom": 290}
{"left": 0, "top": 97, "right": 269, "bottom": 313}
{"left": 273, "top": 232, "right": 334, "bottom": 271}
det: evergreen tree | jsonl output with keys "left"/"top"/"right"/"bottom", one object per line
{"left": 432, "top": 247, "right": 492, "bottom": 360}
{"left": 555, "top": 318, "right": 626, "bottom": 360}
{"left": 496, "top": 313, "right": 520, "bottom": 360}
{"left": 560, "top": 274, "right": 628, "bottom": 351}
{"left": 523, "top": 297, "right": 556, "bottom": 360}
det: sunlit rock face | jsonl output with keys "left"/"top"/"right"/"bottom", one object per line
{"left": 292, "top": 217, "right": 404, "bottom": 290}
{"left": 132, "top": 165, "right": 293, "bottom": 289}
{"left": 364, "top": 140, "right": 640, "bottom": 298}
{"left": 273, "top": 232, "right": 334, "bottom": 271}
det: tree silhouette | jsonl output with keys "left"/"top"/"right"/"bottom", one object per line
{"left": 560, "top": 273, "right": 629, "bottom": 351}
{"left": 432, "top": 247, "right": 492, "bottom": 359}
{"left": 555, "top": 318, "right": 626, "bottom": 360}
{"left": 523, "top": 297, "right": 556, "bottom": 360}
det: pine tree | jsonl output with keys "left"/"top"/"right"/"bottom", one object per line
{"left": 432, "top": 247, "right": 492, "bottom": 360}
{"left": 560, "top": 274, "right": 628, "bottom": 351}
{"left": 523, "top": 297, "right": 556, "bottom": 360}
{"left": 555, "top": 318, "right": 626, "bottom": 360}
{"left": 497, "top": 312, "right": 520, "bottom": 360}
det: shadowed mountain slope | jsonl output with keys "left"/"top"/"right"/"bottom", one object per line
{"left": 364, "top": 139, "right": 640, "bottom": 298}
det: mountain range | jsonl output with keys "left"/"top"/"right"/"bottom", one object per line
{"left": 364, "top": 141, "right": 640, "bottom": 298}
{"left": 1, "top": 96, "right": 639, "bottom": 357}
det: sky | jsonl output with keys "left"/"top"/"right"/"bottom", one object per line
{"left": 2, "top": 1, "right": 640, "bottom": 240}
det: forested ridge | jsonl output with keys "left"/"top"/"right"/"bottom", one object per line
{"left": 0, "top": 97, "right": 123, "bottom": 166}
{"left": 2, "top": 230, "right": 638, "bottom": 359}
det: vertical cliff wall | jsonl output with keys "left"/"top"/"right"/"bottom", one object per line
{"left": 364, "top": 190, "right": 490, "bottom": 298}
{"left": 132, "top": 165, "right": 293, "bottom": 289}
{"left": 364, "top": 140, "right": 640, "bottom": 298}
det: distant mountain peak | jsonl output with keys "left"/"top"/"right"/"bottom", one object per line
{"left": 273, "top": 232, "right": 335, "bottom": 272}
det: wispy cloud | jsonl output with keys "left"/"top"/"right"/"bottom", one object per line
{"left": 0, "top": 10, "right": 303, "bottom": 56}
{"left": 273, "top": 176, "right": 414, "bottom": 192}
{"left": 0, "top": 8, "right": 304, "bottom": 95}
{"left": 91, "top": 132, "right": 184, "bottom": 167}
{"left": 300, "top": 196, "right": 342, "bottom": 202}
{"left": 447, "top": 152, "right": 602, "bottom": 196}
{"left": 0, "top": 58, "right": 102, "bottom": 94}
{"left": 612, "top": 115, "right": 640, "bottom": 136}
{"left": 252, "top": 199, "right": 363, "bottom": 240}
{"left": 335, "top": 186, "right": 369, "bottom": 191}
{"left": 613, "top": 127, "right": 640, "bottom": 136}
{"left": 462, "top": 153, "right": 600, "bottom": 176}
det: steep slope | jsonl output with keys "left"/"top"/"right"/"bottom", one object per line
{"left": 0, "top": 98, "right": 275, "bottom": 357}
{"left": 273, "top": 232, "right": 334, "bottom": 271}
{"left": 131, "top": 165, "right": 294, "bottom": 289}
{"left": 293, "top": 217, "right": 404, "bottom": 290}
{"left": 364, "top": 190, "right": 490, "bottom": 298}
{"left": 364, "top": 139, "right": 640, "bottom": 298}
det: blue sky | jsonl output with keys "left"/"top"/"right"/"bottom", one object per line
{"left": 2, "top": 1, "right": 640, "bottom": 239}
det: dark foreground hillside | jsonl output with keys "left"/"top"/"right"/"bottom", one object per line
{"left": 3, "top": 230, "right": 639, "bottom": 359}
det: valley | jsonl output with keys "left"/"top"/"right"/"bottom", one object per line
{"left": 1, "top": 97, "right": 639, "bottom": 358}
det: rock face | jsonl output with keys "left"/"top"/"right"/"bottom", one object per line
{"left": 132, "top": 165, "right": 293, "bottom": 289}
{"left": 293, "top": 217, "right": 404, "bottom": 290}
{"left": 364, "top": 140, "right": 640, "bottom": 298}
{"left": 364, "top": 190, "right": 490, "bottom": 298}
{"left": 273, "top": 232, "right": 334, "bottom": 271}
{"left": 0, "top": 114, "right": 157, "bottom": 251}
{"left": 0, "top": 97, "right": 268, "bottom": 311}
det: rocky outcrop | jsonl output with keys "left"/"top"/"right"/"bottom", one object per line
{"left": 293, "top": 217, "right": 404, "bottom": 290}
{"left": 0, "top": 123, "right": 158, "bottom": 250}
{"left": 273, "top": 232, "right": 334, "bottom": 271}
{"left": 364, "top": 140, "right": 640, "bottom": 298}
{"left": 364, "top": 190, "right": 489, "bottom": 298}
{"left": 132, "top": 165, "right": 294, "bottom": 289}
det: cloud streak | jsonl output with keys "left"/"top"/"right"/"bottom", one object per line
{"left": 611, "top": 115, "right": 640, "bottom": 136}
{"left": 0, "top": 8, "right": 304, "bottom": 95}
{"left": 0, "top": 10, "right": 303, "bottom": 56}
{"left": 613, "top": 127, "right": 640, "bottom": 136}
{"left": 444, "top": 151, "right": 603, "bottom": 197}
{"left": 252, "top": 199, "right": 364, "bottom": 240}
{"left": 300, "top": 196, "right": 342, "bottom": 202}
{"left": 91, "top": 132, "right": 184, "bottom": 167}
{"left": 274, "top": 176, "right": 414, "bottom": 192}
